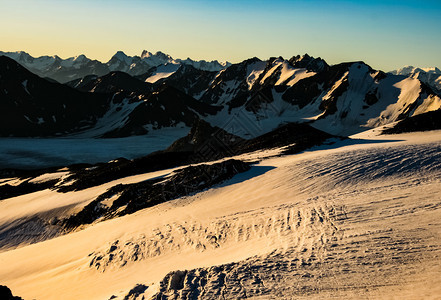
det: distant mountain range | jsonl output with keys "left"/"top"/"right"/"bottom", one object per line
{"left": 1, "top": 52, "right": 441, "bottom": 139}
{"left": 0, "top": 50, "right": 231, "bottom": 83}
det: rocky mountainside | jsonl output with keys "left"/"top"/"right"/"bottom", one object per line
{"left": 66, "top": 71, "right": 153, "bottom": 94}
{"left": 0, "top": 56, "right": 110, "bottom": 136}
{"left": 97, "top": 85, "right": 221, "bottom": 138}
{"left": 382, "top": 109, "right": 441, "bottom": 134}
{"left": 197, "top": 57, "right": 441, "bottom": 136}
{"left": 141, "top": 50, "right": 230, "bottom": 72}
{"left": 2, "top": 53, "right": 441, "bottom": 139}
{"left": 0, "top": 50, "right": 230, "bottom": 83}
{"left": 0, "top": 56, "right": 223, "bottom": 138}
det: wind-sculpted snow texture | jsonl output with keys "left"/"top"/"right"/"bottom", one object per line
{"left": 89, "top": 202, "right": 343, "bottom": 273}
{"left": 2, "top": 132, "right": 441, "bottom": 299}
{"left": 115, "top": 135, "right": 441, "bottom": 299}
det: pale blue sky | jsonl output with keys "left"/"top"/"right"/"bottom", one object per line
{"left": 1, "top": 0, "right": 440, "bottom": 71}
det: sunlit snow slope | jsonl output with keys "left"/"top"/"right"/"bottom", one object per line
{"left": 1, "top": 129, "right": 441, "bottom": 299}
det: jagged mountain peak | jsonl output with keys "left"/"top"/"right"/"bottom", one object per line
{"left": 17, "top": 51, "right": 33, "bottom": 61}
{"left": 140, "top": 50, "right": 152, "bottom": 58}
{"left": 430, "top": 67, "right": 441, "bottom": 73}
{"left": 0, "top": 50, "right": 110, "bottom": 83}
{"left": 288, "top": 54, "right": 329, "bottom": 72}
{"left": 267, "top": 56, "right": 284, "bottom": 63}
{"left": 140, "top": 50, "right": 171, "bottom": 60}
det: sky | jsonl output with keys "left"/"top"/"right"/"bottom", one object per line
{"left": 0, "top": 0, "right": 440, "bottom": 71}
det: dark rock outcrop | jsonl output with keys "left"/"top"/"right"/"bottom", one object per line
{"left": 62, "top": 159, "right": 251, "bottom": 228}
{"left": 166, "top": 119, "right": 246, "bottom": 158}
{"left": 0, "top": 56, "right": 110, "bottom": 137}
{"left": 382, "top": 109, "right": 441, "bottom": 134}
{"left": 66, "top": 71, "right": 152, "bottom": 94}
{"left": 101, "top": 85, "right": 222, "bottom": 138}
{"left": 0, "top": 285, "right": 23, "bottom": 300}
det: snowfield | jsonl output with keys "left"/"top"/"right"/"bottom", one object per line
{"left": 1, "top": 130, "right": 441, "bottom": 299}
{"left": 144, "top": 63, "right": 181, "bottom": 83}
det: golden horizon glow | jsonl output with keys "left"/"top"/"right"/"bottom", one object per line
{"left": 1, "top": 0, "right": 441, "bottom": 71}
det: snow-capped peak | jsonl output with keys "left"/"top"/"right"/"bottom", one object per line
{"left": 139, "top": 50, "right": 230, "bottom": 72}
{"left": 0, "top": 49, "right": 232, "bottom": 82}
{"left": 110, "top": 51, "right": 131, "bottom": 64}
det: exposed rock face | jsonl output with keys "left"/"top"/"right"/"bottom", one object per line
{"left": 97, "top": 85, "right": 221, "bottom": 138}
{"left": 289, "top": 53, "right": 329, "bottom": 72}
{"left": 66, "top": 71, "right": 152, "bottom": 94}
{"left": 0, "top": 179, "right": 57, "bottom": 200}
{"left": 169, "top": 120, "right": 336, "bottom": 159}
{"left": 237, "top": 122, "right": 336, "bottom": 155}
{"left": 122, "top": 284, "right": 148, "bottom": 300}
{"left": 199, "top": 57, "right": 263, "bottom": 105}
{"left": 166, "top": 119, "right": 246, "bottom": 158}
{"left": 0, "top": 56, "right": 222, "bottom": 138}
{"left": 3, "top": 52, "right": 441, "bottom": 138}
